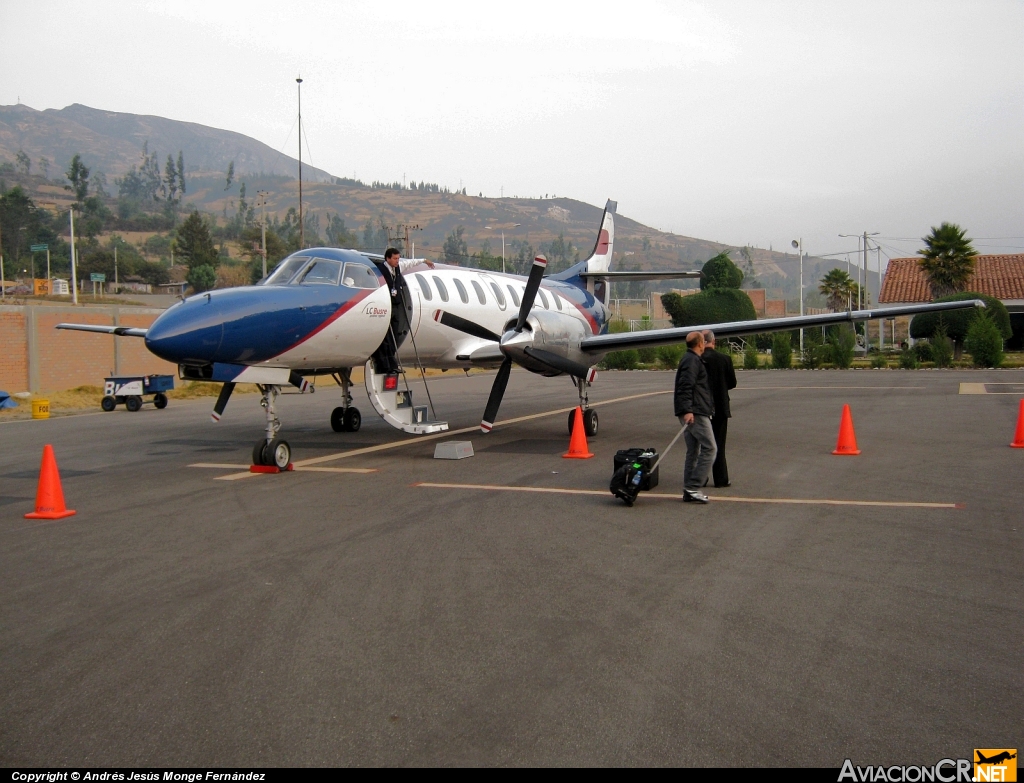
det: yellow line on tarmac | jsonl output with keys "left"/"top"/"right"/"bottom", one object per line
{"left": 192, "top": 462, "right": 375, "bottom": 473}
{"left": 414, "top": 482, "right": 962, "bottom": 509}
{"left": 212, "top": 390, "right": 670, "bottom": 480}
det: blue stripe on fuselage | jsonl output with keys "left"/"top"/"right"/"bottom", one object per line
{"left": 145, "top": 284, "right": 365, "bottom": 365}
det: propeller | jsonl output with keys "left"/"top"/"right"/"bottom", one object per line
{"left": 433, "top": 310, "right": 501, "bottom": 342}
{"left": 211, "top": 382, "right": 235, "bottom": 422}
{"left": 477, "top": 255, "right": 547, "bottom": 431}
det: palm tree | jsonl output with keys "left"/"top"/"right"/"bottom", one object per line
{"left": 819, "top": 268, "right": 857, "bottom": 311}
{"left": 918, "top": 222, "right": 976, "bottom": 298}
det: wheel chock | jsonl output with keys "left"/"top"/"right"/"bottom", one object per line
{"left": 249, "top": 463, "right": 295, "bottom": 474}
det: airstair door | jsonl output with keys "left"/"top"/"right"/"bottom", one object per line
{"left": 364, "top": 360, "right": 448, "bottom": 435}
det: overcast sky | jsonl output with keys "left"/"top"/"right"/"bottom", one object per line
{"left": 2, "top": 0, "right": 1022, "bottom": 265}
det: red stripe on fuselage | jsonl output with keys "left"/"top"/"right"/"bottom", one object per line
{"left": 278, "top": 288, "right": 375, "bottom": 356}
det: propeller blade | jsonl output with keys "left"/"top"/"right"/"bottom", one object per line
{"left": 211, "top": 382, "right": 235, "bottom": 422}
{"left": 524, "top": 347, "right": 595, "bottom": 380}
{"left": 514, "top": 254, "right": 548, "bottom": 333}
{"left": 480, "top": 357, "right": 513, "bottom": 433}
{"left": 434, "top": 309, "right": 501, "bottom": 342}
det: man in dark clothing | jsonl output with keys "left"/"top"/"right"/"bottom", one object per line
{"left": 701, "top": 330, "right": 737, "bottom": 488}
{"left": 372, "top": 247, "right": 434, "bottom": 373}
{"left": 673, "top": 331, "right": 717, "bottom": 504}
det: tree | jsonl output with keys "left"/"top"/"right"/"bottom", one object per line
{"left": 15, "top": 150, "right": 30, "bottom": 176}
{"left": 819, "top": 268, "right": 857, "bottom": 311}
{"left": 443, "top": 226, "right": 468, "bottom": 264}
{"left": 909, "top": 292, "right": 1010, "bottom": 358}
{"left": 700, "top": 252, "right": 743, "bottom": 290}
{"left": 65, "top": 154, "right": 90, "bottom": 204}
{"left": 662, "top": 288, "right": 757, "bottom": 328}
{"left": 224, "top": 161, "right": 234, "bottom": 190}
{"left": 771, "top": 333, "right": 792, "bottom": 368}
{"left": 164, "top": 155, "right": 179, "bottom": 202}
{"left": 38, "top": 157, "right": 50, "bottom": 179}
{"left": 325, "top": 214, "right": 357, "bottom": 248}
{"left": 918, "top": 222, "right": 976, "bottom": 298}
{"left": 176, "top": 211, "right": 218, "bottom": 270}
{"left": 188, "top": 263, "right": 217, "bottom": 293}
{"left": 827, "top": 326, "right": 857, "bottom": 369}
{"left": 242, "top": 224, "right": 288, "bottom": 283}
{"left": 176, "top": 151, "right": 186, "bottom": 195}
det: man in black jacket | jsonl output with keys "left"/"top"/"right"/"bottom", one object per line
{"left": 701, "top": 330, "right": 737, "bottom": 488}
{"left": 673, "top": 331, "right": 717, "bottom": 504}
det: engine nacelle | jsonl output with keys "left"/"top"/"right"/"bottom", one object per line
{"left": 500, "top": 309, "right": 590, "bottom": 377}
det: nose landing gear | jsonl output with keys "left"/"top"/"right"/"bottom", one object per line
{"left": 252, "top": 384, "right": 292, "bottom": 469}
{"left": 330, "top": 369, "right": 362, "bottom": 432}
{"left": 568, "top": 376, "right": 599, "bottom": 437}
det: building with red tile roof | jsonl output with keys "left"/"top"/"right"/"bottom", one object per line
{"left": 879, "top": 255, "right": 1024, "bottom": 308}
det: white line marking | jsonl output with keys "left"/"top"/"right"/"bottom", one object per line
{"left": 189, "top": 463, "right": 250, "bottom": 469}
{"left": 958, "top": 383, "right": 988, "bottom": 395}
{"left": 415, "top": 482, "right": 962, "bottom": 509}
{"left": 213, "top": 390, "right": 670, "bottom": 480}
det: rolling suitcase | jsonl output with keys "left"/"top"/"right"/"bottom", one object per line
{"left": 610, "top": 425, "right": 688, "bottom": 506}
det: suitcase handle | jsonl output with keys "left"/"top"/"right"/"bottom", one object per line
{"left": 649, "top": 424, "right": 687, "bottom": 475}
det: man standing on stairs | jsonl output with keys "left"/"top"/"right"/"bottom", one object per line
{"left": 373, "top": 247, "right": 434, "bottom": 374}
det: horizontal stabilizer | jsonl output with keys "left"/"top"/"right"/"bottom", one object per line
{"left": 56, "top": 323, "right": 148, "bottom": 337}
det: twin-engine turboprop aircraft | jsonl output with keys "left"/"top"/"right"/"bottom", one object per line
{"left": 58, "top": 200, "right": 983, "bottom": 468}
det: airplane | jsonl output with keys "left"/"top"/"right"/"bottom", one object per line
{"left": 976, "top": 752, "right": 1016, "bottom": 765}
{"left": 57, "top": 200, "right": 984, "bottom": 469}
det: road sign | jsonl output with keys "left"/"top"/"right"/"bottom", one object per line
{"left": 90, "top": 273, "right": 106, "bottom": 283}
{"left": 30, "top": 244, "right": 48, "bottom": 252}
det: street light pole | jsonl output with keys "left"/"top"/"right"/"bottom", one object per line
{"left": 296, "top": 76, "right": 304, "bottom": 250}
{"left": 485, "top": 223, "right": 521, "bottom": 274}
{"left": 791, "top": 238, "right": 804, "bottom": 353}
{"left": 70, "top": 209, "right": 78, "bottom": 305}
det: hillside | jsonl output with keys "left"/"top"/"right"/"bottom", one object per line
{"left": 0, "top": 102, "right": 869, "bottom": 300}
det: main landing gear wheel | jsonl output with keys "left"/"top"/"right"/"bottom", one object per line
{"left": 153, "top": 392, "right": 168, "bottom": 409}
{"left": 331, "top": 406, "right": 362, "bottom": 432}
{"left": 568, "top": 408, "right": 599, "bottom": 437}
{"left": 344, "top": 407, "right": 361, "bottom": 432}
{"left": 101, "top": 395, "right": 116, "bottom": 412}
{"left": 125, "top": 395, "right": 142, "bottom": 412}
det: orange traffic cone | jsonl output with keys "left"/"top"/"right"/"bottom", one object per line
{"left": 563, "top": 406, "right": 595, "bottom": 459}
{"left": 24, "top": 444, "right": 76, "bottom": 519}
{"left": 1011, "top": 400, "right": 1024, "bottom": 448}
{"left": 832, "top": 404, "right": 861, "bottom": 455}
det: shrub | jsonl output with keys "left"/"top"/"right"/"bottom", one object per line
{"left": 657, "top": 344, "right": 684, "bottom": 368}
{"left": 912, "top": 342, "right": 935, "bottom": 362}
{"left": 827, "top": 326, "right": 856, "bottom": 369}
{"left": 870, "top": 354, "right": 887, "bottom": 369}
{"left": 602, "top": 349, "right": 639, "bottom": 370}
{"left": 909, "top": 293, "right": 1011, "bottom": 356}
{"left": 899, "top": 348, "right": 919, "bottom": 369}
{"left": 699, "top": 252, "right": 744, "bottom": 290}
{"left": 932, "top": 327, "right": 954, "bottom": 368}
{"left": 661, "top": 288, "right": 757, "bottom": 328}
{"left": 771, "top": 333, "right": 793, "bottom": 368}
{"left": 743, "top": 343, "right": 759, "bottom": 370}
{"left": 637, "top": 346, "right": 658, "bottom": 365}
{"left": 965, "top": 313, "right": 1004, "bottom": 367}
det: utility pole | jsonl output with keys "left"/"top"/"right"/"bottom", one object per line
{"left": 257, "top": 190, "right": 268, "bottom": 278}
{"left": 0, "top": 220, "right": 4, "bottom": 300}
{"left": 791, "top": 238, "right": 804, "bottom": 353}
{"left": 69, "top": 209, "right": 78, "bottom": 305}
{"left": 114, "top": 245, "right": 118, "bottom": 292}
{"left": 296, "top": 76, "right": 304, "bottom": 250}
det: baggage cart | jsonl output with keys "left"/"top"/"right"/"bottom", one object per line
{"left": 101, "top": 374, "right": 174, "bottom": 412}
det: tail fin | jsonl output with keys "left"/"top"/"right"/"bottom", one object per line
{"left": 550, "top": 200, "right": 616, "bottom": 284}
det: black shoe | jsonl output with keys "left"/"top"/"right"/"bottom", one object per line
{"left": 703, "top": 478, "right": 709, "bottom": 487}
{"left": 684, "top": 490, "right": 709, "bottom": 504}
{"left": 715, "top": 482, "right": 731, "bottom": 488}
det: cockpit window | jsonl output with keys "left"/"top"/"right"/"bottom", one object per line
{"left": 297, "top": 259, "right": 343, "bottom": 285}
{"left": 264, "top": 256, "right": 310, "bottom": 285}
{"left": 342, "top": 262, "right": 380, "bottom": 289}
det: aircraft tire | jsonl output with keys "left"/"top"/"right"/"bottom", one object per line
{"left": 125, "top": 395, "right": 142, "bottom": 412}
{"left": 584, "top": 408, "right": 599, "bottom": 437}
{"left": 101, "top": 395, "right": 116, "bottom": 412}
{"left": 253, "top": 439, "right": 268, "bottom": 466}
{"left": 344, "top": 407, "right": 361, "bottom": 432}
{"left": 153, "top": 393, "right": 168, "bottom": 409}
{"left": 330, "top": 406, "right": 345, "bottom": 432}
{"left": 264, "top": 438, "right": 291, "bottom": 469}
{"left": 568, "top": 410, "right": 576, "bottom": 434}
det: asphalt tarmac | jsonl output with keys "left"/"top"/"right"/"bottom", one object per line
{"left": 1, "top": 368, "right": 1021, "bottom": 766}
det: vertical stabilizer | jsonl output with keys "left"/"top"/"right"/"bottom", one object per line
{"left": 549, "top": 199, "right": 617, "bottom": 285}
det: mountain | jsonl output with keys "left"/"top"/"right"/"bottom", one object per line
{"left": 0, "top": 103, "right": 332, "bottom": 183}
{"left": 0, "top": 102, "right": 863, "bottom": 300}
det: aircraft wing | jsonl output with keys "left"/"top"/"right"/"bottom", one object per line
{"left": 579, "top": 271, "right": 702, "bottom": 281}
{"left": 579, "top": 299, "right": 985, "bottom": 354}
{"left": 56, "top": 323, "right": 149, "bottom": 338}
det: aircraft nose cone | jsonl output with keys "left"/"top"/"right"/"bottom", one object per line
{"left": 145, "top": 297, "right": 225, "bottom": 364}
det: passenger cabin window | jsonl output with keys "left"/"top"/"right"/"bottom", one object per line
{"left": 453, "top": 278, "right": 469, "bottom": 304}
{"left": 538, "top": 290, "right": 549, "bottom": 309}
{"left": 414, "top": 273, "right": 433, "bottom": 301}
{"left": 342, "top": 262, "right": 380, "bottom": 289}
{"left": 433, "top": 276, "right": 449, "bottom": 302}
{"left": 298, "top": 259, "right": 343, "bottom": 285}
{"left": 490, "top": 282, "right": 506, "bottom": 308}
{"left": 553, "top": 292, "right": 563, "bottom": 310}
{"left": 507, "top": 285, "right": 520, "bottom": 307}
{"left": 471, "top": 280, "right": 486, "bottom": 304}
{"left": 264, "top": 256, "right": 310, "bottom": 285}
